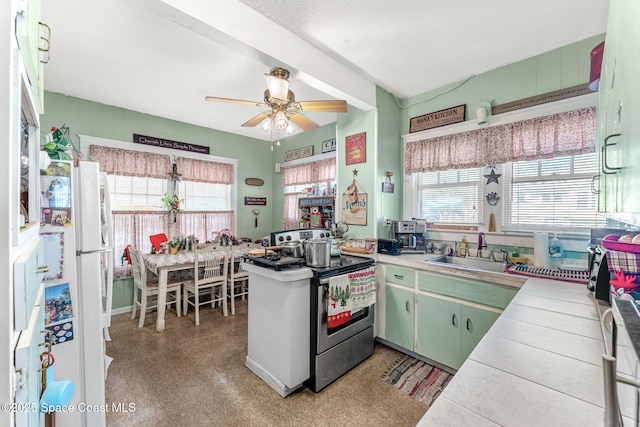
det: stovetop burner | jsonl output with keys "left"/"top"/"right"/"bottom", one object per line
{"left": 242, "top": 254, "right": 305, "bottom": 271}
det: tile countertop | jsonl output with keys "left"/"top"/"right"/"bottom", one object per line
{"left": 377, "top": 253, "right": 625, "bottom": 425}
{"left": 415, "top": 276, "right": 638, "bottom": 426}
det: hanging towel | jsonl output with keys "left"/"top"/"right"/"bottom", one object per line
{"left": 327, "top": 267, "right": 376, "bottom": 329}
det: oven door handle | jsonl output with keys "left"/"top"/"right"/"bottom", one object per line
{"left": 319, "top": 278, "right": 330, "bottom": 285}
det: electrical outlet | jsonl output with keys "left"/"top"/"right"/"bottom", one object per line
{"left": 383, "top": 217, "right": 392, "bottom": 227}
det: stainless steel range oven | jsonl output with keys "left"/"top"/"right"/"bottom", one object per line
{"left": 307, "top": 254, "right": 375, "bottom": 392}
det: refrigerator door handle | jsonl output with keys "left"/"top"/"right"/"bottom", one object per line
{"left": 76, "top": 248, "right": 113, "bottom": 256}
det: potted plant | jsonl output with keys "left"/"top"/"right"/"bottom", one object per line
{"left": 167, "top": 240, "right": 179, "bottom": 254}
{"left": 161, "top": 192, "right": 185, "bottom": 222}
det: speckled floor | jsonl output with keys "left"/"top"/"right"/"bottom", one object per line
{"left": 105, "top": 300, "right": 429, "bottom": 427}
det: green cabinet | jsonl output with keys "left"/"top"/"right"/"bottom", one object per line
{"left": 460, "top": 304, "right": 500, "bottom": 363}
{"left": 385, "top": 265, "right": 414, "bottom": 288}
{"left": 597, "top": 0, "right": 640, "bottom": 212}
{"left": 385, "top": 285, "right": 414, "bottom": 350}
{"left": 416, "top": 294, "right": 500, "bottom": 370}
{"left": 416, "top": 294, "right": 461, "bottom": 369}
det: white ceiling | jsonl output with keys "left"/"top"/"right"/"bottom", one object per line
{"left": 41, "top": 0, "right": 609, "bottom": 142}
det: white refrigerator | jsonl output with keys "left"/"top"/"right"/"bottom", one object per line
{"left": 39, "top": 160, "right": 114, "bottom": 427}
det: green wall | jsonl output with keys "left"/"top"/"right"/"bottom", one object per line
{"left": 336, "top": 106, "right": 377, "bottom": 238}
{"left": 41, "top": 92, "right": 275, "bottom": 242}
{"left": 401, "top": 35, "right": 605, "bottom": 133}
{"left": 376, "top": 86, "right": 402, "bottom": 238}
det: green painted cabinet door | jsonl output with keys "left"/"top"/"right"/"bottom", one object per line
{"left": 416, "top": 294, "right": 461, "bottom": 370}
{"left": 460, "top": 305, "right": 500, "bottom": 362}
{"left": 385, "top": 285, "right": 414, "bottom": 351}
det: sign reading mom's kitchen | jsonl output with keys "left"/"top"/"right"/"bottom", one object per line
{"left": 133, "top": 134, "right": 210, "bottom": 154}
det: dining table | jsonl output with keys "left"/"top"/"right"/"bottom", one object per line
{"left": 142, "top": 244, "right": 258, "bottom": 332}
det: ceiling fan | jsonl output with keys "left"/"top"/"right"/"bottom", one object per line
{"left": 205, "top": 67, "right": 347, "bottom": 133}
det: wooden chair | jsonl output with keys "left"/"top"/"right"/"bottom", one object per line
{"left": 227, "top": 248, "right": 249, "bottom": 315}
{"left": 130, "top": 246, "right": 182, "bottom": 328}
{"left": 183, "top": 244, "right": 228, "bottom": 325}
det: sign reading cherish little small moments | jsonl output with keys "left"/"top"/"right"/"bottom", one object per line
{"left": 133, "top": 134, "right": 210, "bottom": 154}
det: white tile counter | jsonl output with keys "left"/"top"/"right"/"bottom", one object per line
{"left": 417, "top": 278, "right": 634, "bottom": 426}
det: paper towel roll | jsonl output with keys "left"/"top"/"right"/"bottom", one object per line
{"left": 534, "top": 232, "right": 551, "bottom": 268}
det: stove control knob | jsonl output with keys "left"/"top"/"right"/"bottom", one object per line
{"left": 285, "top": 236, "right": 291, "bottom": 241}
{"left": 278, "top": 236, "right": 285, "bottom": 242}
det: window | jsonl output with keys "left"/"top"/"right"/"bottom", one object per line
{"left": 406, "top": 153, "right": 606, "bottom": 232}
{"left": 178, "top": 181, "right": 231, "bottom": 211}
{"left": 502, "top": 153, "right": 606, "bottom": 232}
{"left": 87, "top": 142, "right": 236, "bottom": 278}
{"left": 408, "top": 167, "right": 483, "bottom": 226}
{"left": 107, "top": 175, "right": 167, "bottom": 210}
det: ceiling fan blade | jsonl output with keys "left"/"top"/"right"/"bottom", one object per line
{"left": 205, "top": 96, "right": 266, "bottom": 108}
{"left": 289, "top": 113, "right": 319, "bottom": 131}
{"left": 241, "top": 111, "right": 271, "bottom": 127}
{"left": 298, "top": 100, "right": 347, "bottom": 113}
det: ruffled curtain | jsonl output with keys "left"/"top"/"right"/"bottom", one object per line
{"left": 176, "top": 157, "right": 234, "bottom": 184}
{"left": 404, "top": 107, "right": 596, "bottom": 173}
{"left": 112, "top": 211, "right": 168, "bottom": 279}
{"left": 282, "top": 194, "right": 301, "bottom": 230}
{"left": 281, "top": 157, "right": 336, "bottom": 186}
{"left": 89, "top": 145, "right": 171, "bottom": 178}
{"left": 176, "top": 211, "right": 235, "bottom": 242}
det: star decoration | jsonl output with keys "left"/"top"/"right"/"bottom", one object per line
{"left": 169, "top": 163, "right": 182, "bottom": 182}
{"left": 352, "top": 169, "right": 359, "bottom": 177}
{"left": 483, "top": 169, "right": 501, "bottom": 185}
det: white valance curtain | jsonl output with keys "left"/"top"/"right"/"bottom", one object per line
{"left": 281, "top": 157, "right": 336, "bottom": 186}
{"left": 404, "top": 107, "right": 596, "bottom": 173}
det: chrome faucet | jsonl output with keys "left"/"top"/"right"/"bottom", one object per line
{"left": 478, "top": 232, "right": 487, "bottom": 257}
{"left": 500, "top": 249, "right": 510, "bottom": 264}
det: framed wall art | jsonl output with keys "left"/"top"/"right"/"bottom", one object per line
{"left": 345, "top": 132, "right": 366, "bottom": 165}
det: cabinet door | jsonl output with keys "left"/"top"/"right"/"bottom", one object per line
{"left": 460, "top": 304, "right": 500, "bottom": 362}
{"left": 385, "top": 285, "right": 414, "bottom": 351}
{"left": 416, "top": 294, "right": 461, "bottom": 369}
{"left": 597, "top": 0, "right": 640, "bottom": 212}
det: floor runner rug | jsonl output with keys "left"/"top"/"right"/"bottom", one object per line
{"left": 383, "top": 355, "right": 453, "bottom": 405}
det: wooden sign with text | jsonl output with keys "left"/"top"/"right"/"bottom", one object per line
{"left": 244, "top": 197, "right": 266, "bottom": 206}
{"left": 492, "top": 84, "right": 591, "bottom": 115}
{"left": 410, "top": 105, "right": 466, "bottom": 133}
{"left": 133, "top": 134, "right": 210, "bottom": 154}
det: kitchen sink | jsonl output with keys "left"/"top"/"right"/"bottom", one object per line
{"left": 427, "top": 255, "right": 507, "bottom": 273}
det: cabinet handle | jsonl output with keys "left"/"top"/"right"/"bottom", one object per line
{"left": 602, "top": 133, "right": 622, "bottom": 174}
{"left": 466, "top": 318, "right": 471, "bottom": 331}
{"left": 590, "top": 175, "right": 600, "bottom": 194}
{"left": 394, "top": 274, "right": 404, "bottom": 280}
{"left": 451, "top": 314, "right": 457, "bottom": 326}
{"left": 38, "top": 22, "right": 51, "bottom": 64}
{"left": 36, "top": 265, "right": 49, "bottom": 273}
{"left": 405, "top": 301, "right": 410, "bottom": 312}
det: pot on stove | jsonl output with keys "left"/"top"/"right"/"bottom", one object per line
{"left": 304, "top": 238, "right": 331, "bottom": 268}
{"left": 282, "top": 240, "right": 304, "bottom": 258}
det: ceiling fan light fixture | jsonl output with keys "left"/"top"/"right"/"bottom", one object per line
{"left": 285, "top": 121, "right": 296, "bottom": 135}
{"left": 264, "top": 74, "right": 289, "bottom": 101}
{"left": 274, "top": 110, "right": 288, "bottom": 130}
{"left": 259, "top": 116, "right": 273, "bottom": 133}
